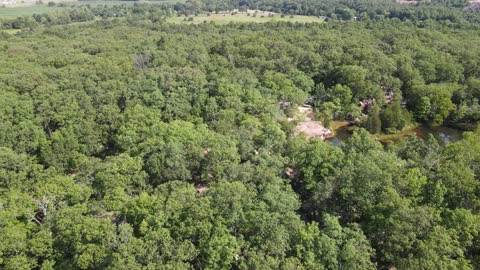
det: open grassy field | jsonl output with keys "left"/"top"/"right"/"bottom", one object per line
{"left": 0, "top": 0, "right": 136, "bottom": 18}
{"left": 1, "top": 28, "right": 21, "bottom": 33}
{"left": 0, "top": 2, "right": 323, "bottom": 23}
{"left": 167, "top": 12, "right": 324, "bottom": 25}
{"left": 0, "top": 5, "right": 68, "bottom": 18}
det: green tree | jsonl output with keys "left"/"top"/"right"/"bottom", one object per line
{"left": 364, "top": 104, "right": 382, "bottom": 134}
{"left": 381, "top": 100, "right": 411, "bottom": 132}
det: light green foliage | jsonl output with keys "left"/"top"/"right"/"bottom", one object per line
{"left": 0, "top": 89, "right": 45, "bottom": 154}
{"left": 262, "top": 71, "right": 308, "bottom": 106}
{"left": 328, "top": 84, "right": 353, "bottom": 109}
{"left": 318, "top": 102, "right": 338, "bottom": 128}
{"left": 417, "top": 96, "right": 432, "bottom": 121}
{"left": 52, "top": 205, "right": 117, "bottom": 269}
{"left": 335, "top": 65, "right": 371, "bottom": 99}
{"left": 166, "top": 12, "right": 324, "bottom": 24}
{"left": 410, "top": 83, "right": 458, "bottom": 125}
{"left": 0, "top": 2, "right": 479, "bottom": 269}
{"left": 289, "top": 138, "right": 344, "bottom": 191}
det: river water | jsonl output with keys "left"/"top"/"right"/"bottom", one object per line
{"left": 327, "top": 124, "right": 464, "bottom": 146}
{"left": 413, "top": 126, "right": 463, "bottom": 143}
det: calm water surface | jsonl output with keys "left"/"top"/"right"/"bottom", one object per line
{"left": 328, "top": 125, "right": 464, "bottom": 146}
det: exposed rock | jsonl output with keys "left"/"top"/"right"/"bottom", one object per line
{"left": 295, "top": 121, "right": 333, "bottom": 139}
{"left": 285, "top": 167, "right": 298, "bottom": 178}
{"left": 359, "top": 98, "right": 376, "bottom": 113}
{"left": 466, "top": 1, "right": 480, "bottom": 11}
{"left": 195, "top": 183, "right": 209, "bottom": 194}
{"left": 290, "top": 104, "right": 334, "bottom": 140}
{"left": 384, "top": 90, "right": 394, "bottom": 104}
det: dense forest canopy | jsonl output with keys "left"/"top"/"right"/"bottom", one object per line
{"left": 1, "top": 0, "right": 480, "bottom": 269}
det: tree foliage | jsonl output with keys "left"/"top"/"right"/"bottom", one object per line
{"left": 1, "top": 1, "right": 480, "bottom": 269}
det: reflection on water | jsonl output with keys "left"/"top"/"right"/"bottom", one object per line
{"left": 413, "top": 126, "right": 463, "bottom": 144}
{"left": 327, "top": 125, "right": 463, "bottom": 146}
{"left": 329, "top": 137, "right": 342, "bottom": 146}
{"left": 327, "top": 125, "right": 353, "bottom": 146}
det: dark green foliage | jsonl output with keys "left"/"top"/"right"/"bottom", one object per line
{"left": 381, "top": 101, "right": 412, "bottom": 132}
{"left": 364, "top": 104, "right": 382, "bottom": 134}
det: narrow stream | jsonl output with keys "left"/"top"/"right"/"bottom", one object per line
{"left": 327, "top": 123, "right": 464, "bottom": 146}
{"left": 413, "top": 126, "right": 463, "bottom": 143}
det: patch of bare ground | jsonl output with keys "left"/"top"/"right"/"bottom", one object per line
{"left": 396, "top": 0, "right": 418, "bottom": 3}
{"left": 466, "top": 1, "right": 480, "bottom": 11}
{"left": 290, "top": 104, "right": 333, "bottom": 140}
{"left": 195, "top": 183, "right": 208, "bottom": 194}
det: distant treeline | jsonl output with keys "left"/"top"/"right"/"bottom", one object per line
{"left": 175, "top": 0, "right": 479, "bottom": 22}
{"left": 2, "top": 0, "right": 480, "bottom": 30}
{"left": 0, "top": 3, "right": 173, "bottom": 29}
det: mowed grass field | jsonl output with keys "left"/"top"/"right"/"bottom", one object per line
{"left": 167, "top": 12, "right": 324, "bottom": 24}
{"left": 1, "top": 28, "right": 21, "bottom": 33}
{"left": 0, "top": 3, "right": 323, "bottom": 24}
{"left": 0, "top": 5, "right": 69, "bottom": 18}
{"left": 0, "top": 0, "right": 137, "bottom": 18}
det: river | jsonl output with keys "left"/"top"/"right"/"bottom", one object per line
{"left": 327, "top": 121, "right": 464, "bottom": 146}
